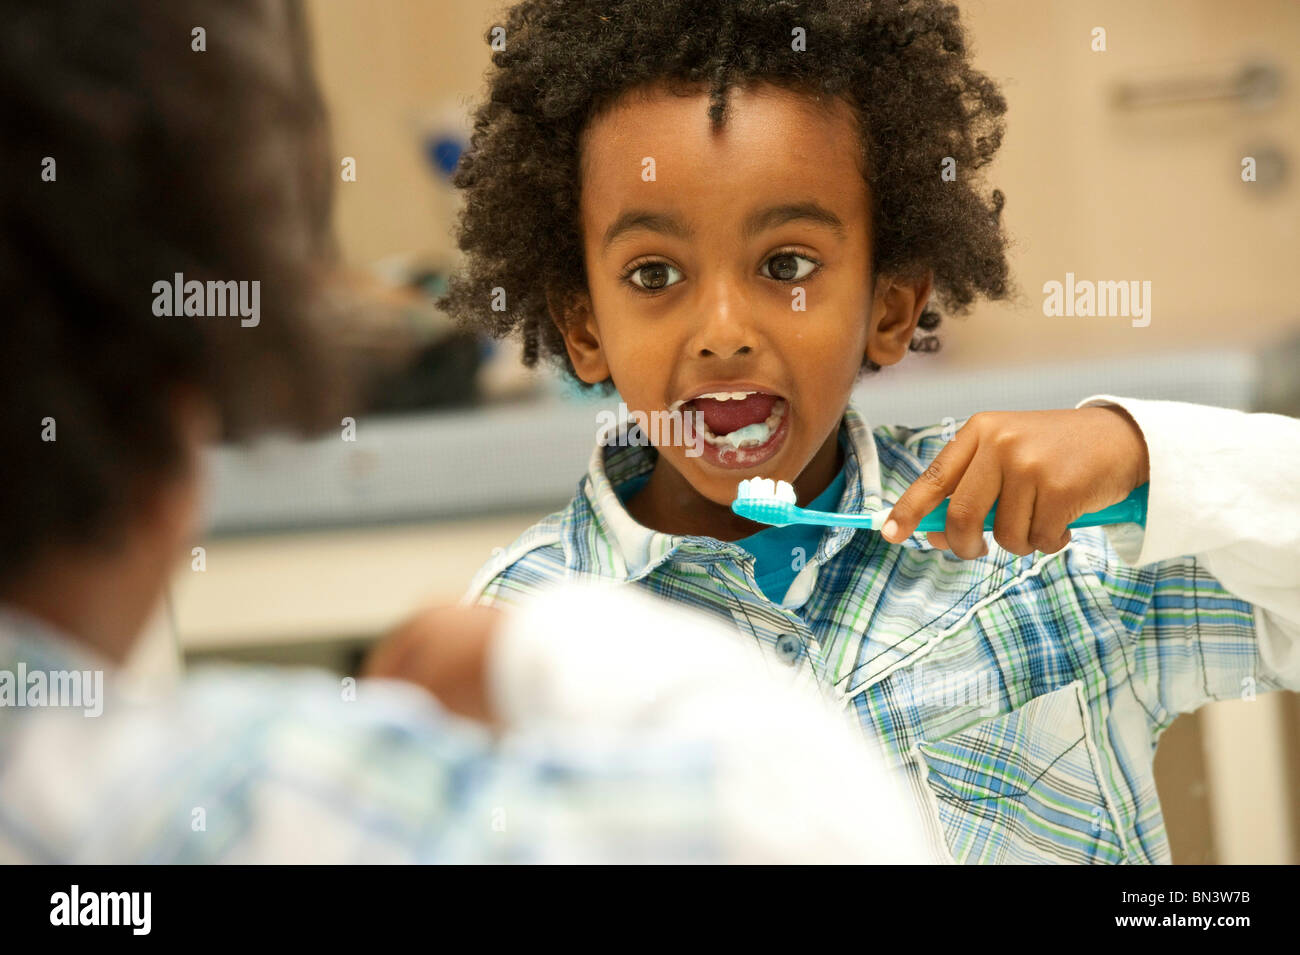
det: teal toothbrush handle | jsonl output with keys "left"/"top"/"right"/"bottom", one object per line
{"left": 913, "top": 482, "right": 1149, "bottom": 533}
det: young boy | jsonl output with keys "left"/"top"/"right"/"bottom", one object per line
{"left": 0, "top": 0, "right": 934, "bottom": 865}
{"left": 449, "top": 0, "right": 1300, "bottom": 863}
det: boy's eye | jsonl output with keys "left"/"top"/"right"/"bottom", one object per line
{"left": 762, "top": 252, "right": 819, "bottom": 282}
{"left": 626, "top": 262, "right": 683, "bottom": 291}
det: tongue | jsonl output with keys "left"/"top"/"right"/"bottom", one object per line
{"left": 692, "top": 394, "right": 778, "bottom": 435}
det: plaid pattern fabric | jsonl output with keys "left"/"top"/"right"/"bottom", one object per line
{"left": 0, "top": 610, "right": 724, "bottom": 863}
{"left": 468, "top": 404, "right": 1294, "bottom": 864}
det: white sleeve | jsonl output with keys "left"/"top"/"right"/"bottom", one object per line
{"left": 1075, "top": 394, "right": 1300, "bottom": 686}
{"left": 487, "top": 580, "right": 941, "bottom": 863}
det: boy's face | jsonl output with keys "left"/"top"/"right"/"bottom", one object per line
{"left": 560, "top": 81, "right": 928, "bottom": 511}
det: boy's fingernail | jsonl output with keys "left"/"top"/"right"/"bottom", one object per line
{"left": 882, "top": 518, "right": 900, "bottom": 540}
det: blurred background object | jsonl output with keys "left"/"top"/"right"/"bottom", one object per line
{"left": 143, "top": 0, "right": 1300, "bottom": 863}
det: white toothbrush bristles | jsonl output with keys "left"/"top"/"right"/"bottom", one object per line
{"left": 736, "top": 477, "right": 797, "bottom": 504}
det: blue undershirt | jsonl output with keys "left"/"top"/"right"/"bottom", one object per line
{"left": 615, "top": 465, "right": 849, "bottom": 605}
{"left": 734, "top": 468, "right": 847, "bottom": 604}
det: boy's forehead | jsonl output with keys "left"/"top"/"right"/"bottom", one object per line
{"left": 579, "top": 82, "right": 867, "bottom": 220}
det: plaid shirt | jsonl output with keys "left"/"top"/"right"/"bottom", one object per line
{"left": 0, "top": 588, "right": 934, "bottom": 863}
{"left": 0, "top": 607, "right": 729, "bottom": 863}
{"left": 467, "top": 398, "right": 1300, "bottom": 864}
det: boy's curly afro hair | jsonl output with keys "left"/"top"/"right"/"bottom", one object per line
{"left": 442, "top": 0, "right": 1011, "bottom": 383}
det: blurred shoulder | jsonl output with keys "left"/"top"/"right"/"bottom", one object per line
{"left": 463, "top": 507, "right": 571, "bottom": 608}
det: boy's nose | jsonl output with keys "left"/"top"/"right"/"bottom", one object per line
{"left": 690, "top": 278, "right": 756, "bottom": 359}
{"left": 696, "top": 326, "right": 753, "bottom": 359}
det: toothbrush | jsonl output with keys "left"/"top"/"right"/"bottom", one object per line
{"left": 732, "top": 477, "right": 1149, "bottom": 532}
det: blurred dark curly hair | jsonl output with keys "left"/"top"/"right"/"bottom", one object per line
{"left": 0, "top": 0, "right": 340, "bottom": 583}
{"left": 443, "top": 0, "right": 1011, "bottom": 383}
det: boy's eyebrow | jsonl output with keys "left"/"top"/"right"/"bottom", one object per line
{"left": 602, "top": 210, "right": 692, "bottom": 250}
{"left": 743, "top": 201, "right": 847, "bottom": 241}
{"left": 602, "top": 201, "right": 846, "bottom": 250}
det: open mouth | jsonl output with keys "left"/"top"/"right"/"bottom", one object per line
{"left": 672, "top": 389, "right": 791, "bottom": 469}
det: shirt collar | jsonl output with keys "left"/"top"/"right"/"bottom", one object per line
{"left": 572, "top": 404, "right": 932, "bottom": 582}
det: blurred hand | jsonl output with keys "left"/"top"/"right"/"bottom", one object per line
{"left": 362, "top": 603, "right": 505, "bottom": 725}
{"left": 881, "top": 406, "right": 1150, "bottom": 559}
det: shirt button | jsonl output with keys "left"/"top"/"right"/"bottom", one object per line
{"left": 775, "top": 634, "right": 804, "bottom": 665}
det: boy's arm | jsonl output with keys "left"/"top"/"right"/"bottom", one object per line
{"left": 70, "top": 579, "right": 931, "bottom": 863}
{"left": 482, "top": 581, "right": 941, "bottom": 863}
{"left": 1074, "top": 394, "right": 1300, "bottom": 711}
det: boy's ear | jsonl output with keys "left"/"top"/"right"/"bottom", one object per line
{"left": 865, "top": 271, "right": 934, "bottom": 367}
{"left": 547, "top": 288, "right": 610, "bottom": 384}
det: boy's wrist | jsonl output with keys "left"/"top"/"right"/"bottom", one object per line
{"left": 1088, "top": 403, "right": 1151, "bottom": 486}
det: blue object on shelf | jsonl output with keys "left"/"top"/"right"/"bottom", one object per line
{"left": 425, "top": 134, "right": 464, "bottom": 179}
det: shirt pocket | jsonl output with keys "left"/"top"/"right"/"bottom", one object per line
{"left": 908, "top": 680, "right": 1128, "bottom": 864}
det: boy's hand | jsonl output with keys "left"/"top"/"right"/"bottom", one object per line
{"left": 880, "top": 407, "right": 1150, "bottom": 559}
{"left": 362, "top": 604, "right": 505, "bottom": 725}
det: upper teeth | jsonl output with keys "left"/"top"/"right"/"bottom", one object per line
{"left": 695, "top": 391, "right": 754, "bottom": 401}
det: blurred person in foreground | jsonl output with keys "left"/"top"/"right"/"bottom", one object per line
{"left": 0, "top": 0, "right": 934, "bottom": 863}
